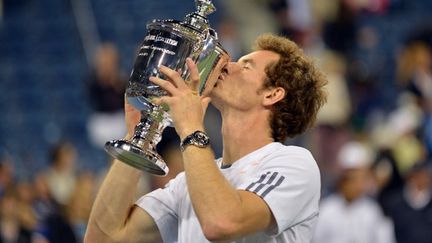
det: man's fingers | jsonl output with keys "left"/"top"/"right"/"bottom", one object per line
{"left": 159, "top": 65, "right": 187, "bottom": 89}
{"left": 151, "top": 96, "right": 168, "bottom": 106}
{"left": 186, "top": 58, "right": 200, "bottom": 92}
{"left": 151, "top": 97, "right": 162, "bottom": 105}
{"left": 149, "top": 76, "right": 178, "bottom": 95}
{"left": 156, "top": 61, "right": 201, "bottom": 95}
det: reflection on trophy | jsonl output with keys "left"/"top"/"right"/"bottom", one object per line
{"left": 104, "top": 0, "right": 230, "bottom": 176}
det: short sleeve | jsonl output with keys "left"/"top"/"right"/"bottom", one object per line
{"left": 238, "top": 148, "right": 321, "bottom": 236}
{"left": 136, "top": 173, "right": 185, "bottom": 243}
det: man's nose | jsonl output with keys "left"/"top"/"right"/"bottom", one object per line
{"left": 224, "top": 62, "right": 239, "bottom": 74}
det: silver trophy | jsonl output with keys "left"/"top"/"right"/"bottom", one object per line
{"left": 104, "top": 0, "right": 230, "bottom": 176}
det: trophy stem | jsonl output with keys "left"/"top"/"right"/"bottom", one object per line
{"left": 104, "top": 106, "right": 170, "bottom": 176}
{"left": 132, "top": 107, "right": 168, "bottom": 152}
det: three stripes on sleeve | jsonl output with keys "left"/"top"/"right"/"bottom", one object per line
{"left": 245, "top": 171, "right": 285, "bottom": 198}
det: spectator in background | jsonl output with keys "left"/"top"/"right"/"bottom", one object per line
{"left": 86, "top": 42, "right": 126, "bottom": 147}
{"left": 32, "top": 174, "right": 77, "bottom": 243}
{"left": 313, "top": 51, "right": 352, "bottom": 194}
{"left": 313, "top": 141, "right": 395, "bottom": 243}
{"left": 221, "top": 0, "right": 278, "bottom": 53}
{"left": 0, "top": 186, "right": 32, "bottom": 243}
{"left": 44, "top": 142, "right": 77, "bottom": 207}
{"left": 397, "top": 42, "right": 432, "bottom": 160}
{"left": 397, "top": 42, "right": 432, "bottom": 108}
{"left": 321, "top": 0, "right": 358, "bottom": 55}
{"left": 216, "top": 18, "right": 243, "bottom": 61}
{"left": 384, "top": 162, "right": 432, "bottom": 243}
{"left": 371, "top": 92, "right": 426, "bottom": 176}
{"left": 66, "top": 171, "right": 96, "bottom": 242}
{"left": 372, "top": 148, "right": 405, "bottom": 215}
{"left": 15, "top": 181, "right": 37, "bottom": 234}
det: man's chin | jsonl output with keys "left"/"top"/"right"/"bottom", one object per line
{"left": 208, "top": 90, "right": 222, "bottom": 106}
{"left": 207, "top": 84, "right": 219, "bottom": 97}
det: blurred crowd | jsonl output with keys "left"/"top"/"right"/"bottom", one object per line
{"left": 0, "top": 139, "right": 183, "bottom": 242}
{"left": 2, "top": 0, "right": 432, "bottom": 242}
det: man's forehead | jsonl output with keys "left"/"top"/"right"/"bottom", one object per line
{"left": 238, "top": 50, "right": 280, "bottom": 65}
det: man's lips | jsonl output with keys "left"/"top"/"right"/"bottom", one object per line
{"left": 218, "top": 71, "right": 227, "bottom": 81}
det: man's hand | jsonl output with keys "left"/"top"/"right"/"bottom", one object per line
{"left": 150, "top": 58, "right": 211, "bottom": 139}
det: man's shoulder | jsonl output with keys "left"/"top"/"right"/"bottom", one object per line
{"left": 256, "top": 143, "right": 320, "bottom": 192}
{"left": 277, "top": 143, "right": 313, "bottom": 155}
{"left": 262, "top": 143, "right": 313, "bottom": 158}
{"left": 261, "top": 143, "right": 317, "bottom": 169}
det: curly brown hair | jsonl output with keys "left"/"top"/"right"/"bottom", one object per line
{"left": 254, "top": 34, "right": 327, "bottom": 142}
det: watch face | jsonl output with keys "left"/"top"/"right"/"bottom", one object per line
{"left": 193, "top": 131, "right": 210, "bottom": 146}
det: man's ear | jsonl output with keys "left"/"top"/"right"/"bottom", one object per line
{"left": 262, "top": 87, "right": 285, "bottom": 106}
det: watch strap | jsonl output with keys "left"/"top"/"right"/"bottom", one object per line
{"left": 180, "top": 130, "right": 210, "bottom": 151}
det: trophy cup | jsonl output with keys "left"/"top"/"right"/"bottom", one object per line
{"left": 104, "top": 0, "right": 230, "bottom": 176}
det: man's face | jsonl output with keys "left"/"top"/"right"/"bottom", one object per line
{"left": 210, "top": 50, "right": 280, "bottom": 111}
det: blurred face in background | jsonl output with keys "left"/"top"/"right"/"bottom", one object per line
{"left": 95, "top": 43, "right": 120, "bottom": 84}
{"left": 0, "top": 190, "right": 18, "bottom": 220}
{"left": 33, "top": 174, "right": 50, "bottom": 200}
{"left": 0, "top": 162, "right": 14, "bottom": 189}
{"left": 53, "top": 143, "right": 77, "bottom": 172}
{"left": 339, "top": 167, "right": 371, "bottom": 203}
{"left": 407, "top": 168, "right": 431, "bottom": 192}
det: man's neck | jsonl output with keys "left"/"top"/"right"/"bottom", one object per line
{"left": 220, "top": 108, "right": 274, "bottom": 165}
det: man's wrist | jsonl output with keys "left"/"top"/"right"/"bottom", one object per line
{"left": 178, "top": 126, "right": 205, "bottom": 141}
{"left": 180, "top": 130, "right": 210, "bottom": 152}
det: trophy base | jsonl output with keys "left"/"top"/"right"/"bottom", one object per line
{"left": 104, "top": 139, "right": 169, "bottom": 176}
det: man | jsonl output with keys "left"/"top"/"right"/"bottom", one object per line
{"left": 384, "top": 162, "right": 432, "bottom": 243}
{"left": 85, "top": 34, "right": 327, "bottom": 243}
{"left": 313, "top": 141, "right": 395, "bottom": 243}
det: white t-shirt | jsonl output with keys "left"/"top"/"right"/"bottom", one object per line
{"left": 136, "top": 142, "right": 321, "bottom": 243}
{"left": 312, "top": 195, "right": 395, "bottom": 243}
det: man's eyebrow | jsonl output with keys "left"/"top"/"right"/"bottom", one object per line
{"left": 240, "top": 58, "right": 256, "bottom": 67}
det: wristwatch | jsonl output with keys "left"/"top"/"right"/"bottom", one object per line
{"left": 180, "top": 130, "right": 210, "bottom": 151}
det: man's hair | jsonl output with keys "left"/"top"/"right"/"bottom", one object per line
{"left": 254, "top": 34, "right": 327, "bottom": 142}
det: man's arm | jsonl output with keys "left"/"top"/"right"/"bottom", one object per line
{"left": 84, "top": 161, "right": 162, "bottom": 243}
{"left": 84, "top": 101, "right": 162, "bottom": 243}
{"left": 182, "top": 146, "right": 275, "bottom": 241}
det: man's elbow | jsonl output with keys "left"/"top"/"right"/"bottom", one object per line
{"left": 84, "top": 231, "right": 123, "bottom": 243}
{"left": 84, "top": 220, "right": 123, "bottom": 243}
{"left": 201, "top": 218, "right": 242, "bottom": 242}
{"left": 84, "top": 230, "right": 100, "bottom": 243}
